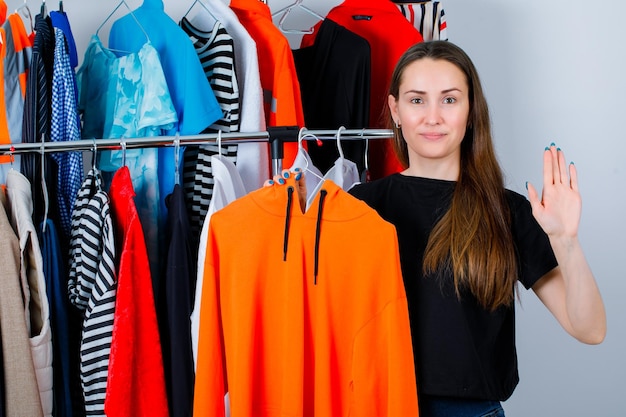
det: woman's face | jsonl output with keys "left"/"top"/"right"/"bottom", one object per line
{"left": 389, "top": 58, "right": 470, "bottom": 179}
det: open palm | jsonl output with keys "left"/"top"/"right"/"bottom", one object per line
{"left": 526, "top": 145, "right": 582, "bottom": 239}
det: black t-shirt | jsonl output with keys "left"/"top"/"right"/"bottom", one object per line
{"left": 348, "top": 173, "right": 558, "bottom": 401}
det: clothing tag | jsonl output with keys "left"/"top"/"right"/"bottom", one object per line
{"left": 352, "top": 15, "right": 373, "bottom": 21}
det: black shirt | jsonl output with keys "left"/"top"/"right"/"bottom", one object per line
{"left": 349, "top": 173, "right": 558, "bottom": 401}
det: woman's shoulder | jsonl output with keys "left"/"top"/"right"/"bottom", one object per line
{"left": 504, "top": 187, "right": 533, "bottom": 213}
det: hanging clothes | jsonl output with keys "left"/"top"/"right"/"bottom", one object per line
{"left": 293, "top": 18, "right": 371, "bottom": 174}
{"left": 39, "top": 218, "right": 74, "bottom": 417}
{"left": 107, "top": 0, "right": 223, "bottom": 290}
{"left": 20, "top": 13, "right": 55, "bottom": 228}
{"left": 180, "top": 17, "right": 240, "bottom": 133}
{"left": 50, "top": 27, "right": 83, "bottom": 240}
{"left": 191, "top": 153, "right": 247, "bottom": 368}
{"left": 190, "top": 0, "right": 265, "bottom": 133}
{"left": 77, "top": 33, "right": 178, "bottom": 291}
{"left": 109, "top": 0, "right": 222, "bottom": 136}
{"left": 5, "top": 169, "right": 53, "bottom": 417}
{"left": 180, "top": 16, "right": 241, "bottom": 241}
{"left": 157, "top": 184, "right": 196, "bottom": 417}
{"left": 181, "top": 140, "right": 239, "bottom": 250}
{"left": 289, "top": 146, "right": 324, "bottom": 207}
{"left": 0, "top": 181, "right": 44, "bottom": 417}
{"left": 49, "top": 10, "right": 79, "bottom": 69}
{"left": 230, "top": 0, "right": 304, "bottom": 166}
{"left": 67, "top": 168, "right": 116, "bottom": 417}
{"left": 189, "top": 0, "right": 269, "bottom": 194}
{"left": 193, "top": 177, "right": 418, "bottom": 416}
{"left": 104, "top": 166, "right": 169, "bottom": 417}
{"left": 0, "top": 1, "right": 6, "bottom": 24}
{"left": 0, "top": 13, "right": 33, "bottom": 178}
{"left": 395, "top": 1, "right": 448, "bottom": 41}
{"left": 306, "top": 156, "right": 361, "bottom": 210}
{"left": 301, "top": 0, "right": 424, "bottom": 180}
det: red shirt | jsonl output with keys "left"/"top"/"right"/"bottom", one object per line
{"left": 105, "top": 167, "right": 169, "bottom": 417}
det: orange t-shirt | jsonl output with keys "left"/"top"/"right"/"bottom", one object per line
{"left": 230, "top": 0, "right": 305, "bottom": 166}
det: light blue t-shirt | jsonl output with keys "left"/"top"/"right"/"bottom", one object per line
{"left": 108, "top": 0, "right": 222, "bottom": 286}
{"left": 76, "top": 34, "right": 179, "bottom": 285}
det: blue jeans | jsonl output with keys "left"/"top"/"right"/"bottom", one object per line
{"left": 419, "top": 395, "right": 505, "bottom": 417}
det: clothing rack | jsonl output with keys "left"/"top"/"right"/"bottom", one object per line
{"left": 0, "top": 127, "right": 394, "bottom": 175}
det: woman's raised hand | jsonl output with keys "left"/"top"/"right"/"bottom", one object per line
{"left": 526, "top": 143, "right": 582, "bottom": 239}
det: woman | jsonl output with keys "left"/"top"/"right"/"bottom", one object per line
{"left": 269, "top": 40, "right": 606, "bottom": 416}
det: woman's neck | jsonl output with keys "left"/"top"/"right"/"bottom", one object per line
{"left": 402, "top": 160, "right": 460, "bottom": 181}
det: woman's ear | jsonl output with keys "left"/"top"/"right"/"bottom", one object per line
{"left": 388, "top": 94, "right": 400, "bottom": 126}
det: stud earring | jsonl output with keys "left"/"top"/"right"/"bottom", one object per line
{"left": 395, "top": 120, "right": 401, "bottom": 129}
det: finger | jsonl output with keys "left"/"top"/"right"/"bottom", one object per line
{"left": 273, "top": 174, "right": 286, "bottom": 185}
{"left": 263, "top": 179, "right": 275, "bottom": 187}
{"left": 569, "top": 161, "right": 579, "bottom": 193}
{"left": 293, "top": 167, "right": 303, "bottom": 182}
{"left": 542, "top": 146, "right": 554, "bottom": 186}
{"left": 557, "top": 147, "right": 568, "bottom": 185}
{"left": 549, "top": 143, "right": 560, "bottom": 184}
{"left": 526, "top": 181, "right": 540, "bottom": 211}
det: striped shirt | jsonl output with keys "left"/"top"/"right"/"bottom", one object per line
{"left": 396, "top": 1, "right": 448, "bottom": 41}
{"left": 180, "top": 17, "right": 242, "bottom": 241}
{"left": 67, "top": 169, "right": 116, "bottom": 416}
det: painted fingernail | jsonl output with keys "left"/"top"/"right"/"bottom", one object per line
{"left": 294, "top": 167, "right": 302, "bottom": 172}
{"left": 268, "top": 180, "right": 274, "bottom": 185}
{"left": 283, "top": 171, "right": 290, "bottom": 179}
{"left": 295, "top": 173, "right": 302, "bottom": 181}
{"left": 557, "top": 147, "right": 561, "bottom": 151}
{"left": 278, "top": 178, "right": 285, "bottom": 185}
{"left": 545, "top": 147, "right": 550, "bottom": 151}
{"left": 550, "top": 142, "right": 556, "bottom": 147}
{"left": 525, "top": 181, "right": 528, "bottom": 190}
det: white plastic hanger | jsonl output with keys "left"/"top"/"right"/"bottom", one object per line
{"left": 216, "top": 129, "right": 223, "bottom": 158}
{"left": 120, "top": 140, "right": 127, "bottom": 167}
{"left": 15, "top": 0, "right": 34, "bottom": 34}
{"left": 272, "top": 0, "right": 323, "bottom": 34}
{"left": 335, "top": 125, "right": 346, "bottom": 161}
{"left": 292, "top": 127, "right": 324, "bottom": 181}
{"left": 183, "top": 0, "right": 217, "bottom": 22}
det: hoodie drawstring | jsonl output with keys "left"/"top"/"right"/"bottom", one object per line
{"left": 283, "top": 186, "right": 327, "bottom": 285}
{"left": 314, "top": 189, "right": 328, "bottom": 285}
{"left": 283, "top": 186, "right": 294, "bottom": 261}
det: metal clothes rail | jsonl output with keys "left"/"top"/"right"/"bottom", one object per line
{"left": 0, "top": 127, "right": 394, "bottom": 175}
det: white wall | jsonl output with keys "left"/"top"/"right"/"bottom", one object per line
{"left": 7, "top": 0, "right": 624, "bottom": 415}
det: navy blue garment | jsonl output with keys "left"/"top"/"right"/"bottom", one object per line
{"left": 39, "top": 219, "right": 74, "bottom": 417}
{"left": 157, "top": 184, "right": 197, "bottom": 417}
{"left": 21, "top": 13, "right": 56, "bottom": 227}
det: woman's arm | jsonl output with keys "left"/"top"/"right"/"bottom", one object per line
{"left": 526, "top": 144, "right": 606, "bottom": 344}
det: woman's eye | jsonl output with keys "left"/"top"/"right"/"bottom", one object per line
{"left": 443, "top": 97, "right": 457, "bottom": 104}
{"left": 410, "top": 97, "right": 423, "bottom": 104}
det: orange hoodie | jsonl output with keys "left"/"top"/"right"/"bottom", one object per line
{"left": 193, "top": 178, "right": 418, "bottom": 416}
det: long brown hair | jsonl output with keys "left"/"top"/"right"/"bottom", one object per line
{"left": 388, "top": 41, "right": 518, "bottom": 311}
